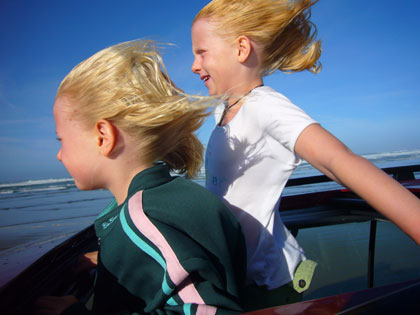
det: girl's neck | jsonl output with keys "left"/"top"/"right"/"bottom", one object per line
{"left": 218, "top": 81, "right": 264, "bottom": 126}
{"left": 109, "top": 163, "right": 152, "bottom": 205}
{"left": 227, "top": 79, "right": 264, "bottom": 106}
{"left": 103, "top": 136, "right": 153, "bottom": 205}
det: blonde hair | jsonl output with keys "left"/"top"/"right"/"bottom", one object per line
{"left": 194, "top": 0, "right": 322, "bottom": 75}
{"left": 57, "top": 40, "right": 211, "bottom": 178}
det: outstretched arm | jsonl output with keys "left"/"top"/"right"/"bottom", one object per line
{"left": 295, "top": 123, "right": 420, "bottom": 245}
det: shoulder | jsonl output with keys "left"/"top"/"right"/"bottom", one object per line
{"left": 242, "top": 86, "right": 303, "bottom": 121}
{"left": 132, "top": 177, "right": 234, "bottom": 224}
{"left": 124, "top": 177, "right": 245, "bottom": 259}
{"left": 244, "top": 86, "right": 315, "bottom": 126}
{"left": 163, "top": 177, "right": 223, "bottom": 203}
{"left": 249, "top": 86, "right": 302, "bottom": 114}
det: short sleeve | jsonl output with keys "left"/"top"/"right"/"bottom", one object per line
{"left": 255, "top": 90, "right": 317, "bottom": 153}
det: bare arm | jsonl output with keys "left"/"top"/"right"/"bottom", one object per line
{"left": 295, "top": 123, "right": 420, "bottom": 245}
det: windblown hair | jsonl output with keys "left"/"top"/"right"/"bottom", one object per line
{"left": 57, "top": 40, "right": 211, "bottom": 178}
{"left": 194, "top": 0, "right": 322, "bottom": 75}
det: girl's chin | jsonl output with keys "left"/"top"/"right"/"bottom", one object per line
{"left": 74, "top": 181, "right": 95, "bottom": 191}
{"left": 207, "top": 87, "right": 218, "bottom": 96}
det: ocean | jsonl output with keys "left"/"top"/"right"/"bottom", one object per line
{"left": 1, "top": 149, "right": 420, "bottom": 295}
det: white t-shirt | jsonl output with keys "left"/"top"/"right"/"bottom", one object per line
{"left": 205, "top": 86, "right": 317, "bottom": 289}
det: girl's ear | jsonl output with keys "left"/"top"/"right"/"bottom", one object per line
{"left": 95, "top": 119, "right": 117, "bottom": 156}
{"left": 236, "top": 35, "right": 252, "bottom": 63}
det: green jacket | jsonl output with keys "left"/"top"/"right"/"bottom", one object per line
{"left": 64, "top": 164, "right": 247, "bottom": 314}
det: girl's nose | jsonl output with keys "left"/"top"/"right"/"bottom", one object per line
{"left": 191, "top": 57, "right": 201, "bottom": 74}
{"left": 56, "top": 149, "right": 62, "bottom": 162}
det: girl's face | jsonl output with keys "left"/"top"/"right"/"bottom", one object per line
{"left": 53, "top": 96, "right": 102, "bottom": 191}
{"left": 191, "top": 18, "right": 240, "bottom": 96}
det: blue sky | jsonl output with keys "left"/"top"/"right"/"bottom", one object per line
{"left": 1, "top": 0, "right": 419, "bottom": 183}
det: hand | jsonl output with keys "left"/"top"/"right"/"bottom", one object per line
{"left": 73, "top": 251, "right": 98, "bottom": 276}
{"left": 33, "top": 295, "right": 78, "bottom": 315}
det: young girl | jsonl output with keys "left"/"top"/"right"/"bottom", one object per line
{"left": 191, "top": 0, "right": 420, "bottom": 309}
{"left": 35, "top": 40, "right": 249, "bottom": 315}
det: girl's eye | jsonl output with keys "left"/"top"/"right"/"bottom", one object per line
{"left": 56, "top": 137, "right": 62, "bottom": 142}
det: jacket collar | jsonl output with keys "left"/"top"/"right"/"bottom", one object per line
{"left": 126, "top": 162, "right": 173, "bottom": 199}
